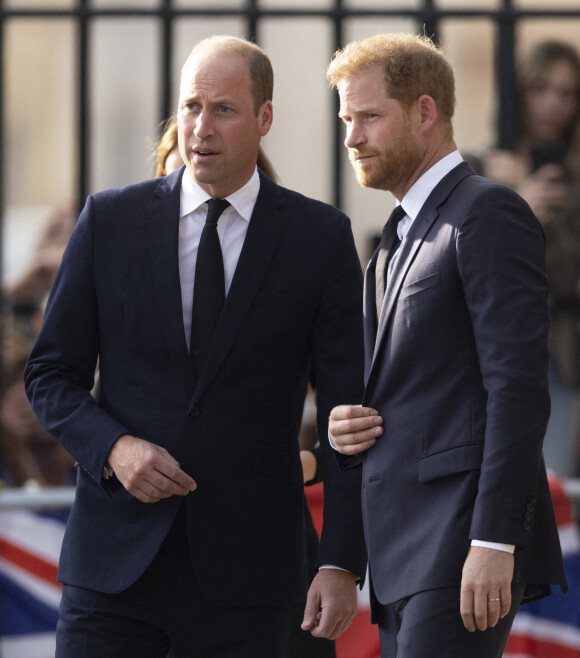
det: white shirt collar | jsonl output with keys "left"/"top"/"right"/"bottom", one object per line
{"left": 179, "top": 167, "right": 260, "bottom": 222}
{"left": 398, "top": 150, "right": 463, "bottom": 220}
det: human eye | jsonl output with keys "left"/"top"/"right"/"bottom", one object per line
{"left": 217, "top": 105, "right": 232, "bottom": 114}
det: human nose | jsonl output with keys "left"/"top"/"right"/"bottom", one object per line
{"left": 344, "top": 121, "right": 363, "bottom": 149}
{"left": 193, "top": 109, "right": 214, "bottom": 140}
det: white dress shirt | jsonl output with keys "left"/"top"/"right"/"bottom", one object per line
{"left": 388, "top": 150, "right": 463, "bottom": 274}
{"left": 179, "top": 167, "right": 260, "bottom": 350}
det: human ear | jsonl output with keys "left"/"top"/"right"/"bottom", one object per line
{"left": 417, "top": 94, "right": 437, "bottom": 131}
{"left": 258, "top": 100, "right": 274, "bottom": 136}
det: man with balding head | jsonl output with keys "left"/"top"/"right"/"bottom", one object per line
{"left": 25, "top": 35, "right": 366, "bottom": 657}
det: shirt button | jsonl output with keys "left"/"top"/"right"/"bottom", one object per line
{"left": 190, "top": 405, "right": 201, "bottom": 418}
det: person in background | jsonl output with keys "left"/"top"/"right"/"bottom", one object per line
{"left": 327, "top": 32, "right": 567, "bottom": 657}
{"left": 481, "top": 40, "right": 580, "bottom": 478}
{"left": 0, "top": 206, "right": 76, "bottom": 488}
{"left": 25, "top": 35, "right": 366, "bottom": 657}
{"left": 155, "top": 116, "right": 336, "bottom": 657}
{"left": 155, "top": 115, "right": 183, "bottom": 178}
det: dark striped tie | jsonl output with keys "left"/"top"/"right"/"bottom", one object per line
{"left": 375, "top": 205, "right": 406, "bottom": 319}
{"left": 190, "top": 198, "right": 230, "bottom": 374}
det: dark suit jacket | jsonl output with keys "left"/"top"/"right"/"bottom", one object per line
{"left": 343, "top": 162, "right": 567, "bottom": 610}
{"left": 24, "top": 168, "right": 367, "bottom": 607}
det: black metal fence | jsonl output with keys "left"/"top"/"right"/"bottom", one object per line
{"left": 0, "top": 0, "right": 579, "bottom": 433}
{"left": 2, "top": 0, "right": 580, "bottom": 213}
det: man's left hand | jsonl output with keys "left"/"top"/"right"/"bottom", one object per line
{"left": 301, "top": 569, "right": 358, "bottom": 640}
{"left": 460, "top": 546, "right": 514, "bottom": 632}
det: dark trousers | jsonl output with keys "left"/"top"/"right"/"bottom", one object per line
{"left": 377, "top": 583, "right": 525, "bottom": 658}
{"left": 56, "top": 507, "right": 292, "bottom": 658}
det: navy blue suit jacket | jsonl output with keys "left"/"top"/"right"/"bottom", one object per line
{"left": 343, "top": 162, "right": 567, "bottom": 610}
{"left": 25, "top": 168, "right": 367, "bottom": 607}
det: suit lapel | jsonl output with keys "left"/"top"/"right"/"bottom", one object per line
{"left": 363, "top": 249, "right": 380, "bottom": 382}
{"left": 144, "top": 168, "right": 194, "bottom": 387}
{"left": 193, "top": 173, "right": 290, "bottom": 398}
{"left": 367, "top": 162, "right": 475, "bottom": 386}
{"left": 373, "top": 204, "right": 440, "bottom": 358}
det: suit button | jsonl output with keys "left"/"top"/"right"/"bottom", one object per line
{"left": 527, "top": 494, "right": 537, "bottom": 503}
{"left": 522, "top": 521, "right": 531, "bottom": 531}
{"left": 524, "top": 511, "right": 533, "bottom": 521}
{"left": 526, "top": 503, "right": 535, "bottom": 512}
{"left": 190, "top": 405, "right": 201, "bottom": 418}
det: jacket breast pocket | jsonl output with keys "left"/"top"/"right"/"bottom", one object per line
{"left": 399, "top": 272, "right": 441, "bottom": 301}
{"left": 418, "top": 442, "right": 484, "bottom": 483}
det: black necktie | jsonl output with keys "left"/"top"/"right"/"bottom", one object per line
{"left": 375, "top": 205, "right": 406, "bottom": 319}
{"left": 190, "top": 198, "right": 230, "bottom": 374}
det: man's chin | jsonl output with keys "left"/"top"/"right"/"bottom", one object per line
{"left": 354, "top": 170, "right": 383, "bottom": 190}
{"left": 188, "top": 165, "right": 220, "bottom": 185}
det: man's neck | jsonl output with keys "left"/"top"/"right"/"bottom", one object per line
{"left": 391, "top": 138, "right": 457, "bottom": 200}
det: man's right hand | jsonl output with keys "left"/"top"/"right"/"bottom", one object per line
{"left": 107, "top": 435, "right": 196, "bottom": 503}
{"left": 329, "top": 405, "right": 383, "bottom": 456}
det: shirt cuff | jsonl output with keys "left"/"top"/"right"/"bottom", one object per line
{"left": 471, "top": 540, "right": 515, "bottom": 554}
{"left": 102, "top": 463, "right": 114, "bottom": 479}
{"left": 319, "top": 564, "right": 360, "bottom": 580}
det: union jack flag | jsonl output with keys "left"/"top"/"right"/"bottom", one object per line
{"left": 306, "top": 474, "right": 580, "bottom": 658}
{"left": 0, "top": 476, "right": 578, "bottom": 658}
{"left": 503, "top": 474, "right": 580, "bottom": 658}
{"left": 0, "top": 509, "right": 65, "bottom": 657}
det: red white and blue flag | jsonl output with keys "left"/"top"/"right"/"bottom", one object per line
{"left": 0, "top": 509, "right": 65, "bottom": 657}
{"left": 503, "top": 475, "right": 580, "bottom": 658}
{"left": 0, "top": 476, "right": 578, "bottom": 658}
{"left": 306, "top": 475, "right": 580, "bottom": 658}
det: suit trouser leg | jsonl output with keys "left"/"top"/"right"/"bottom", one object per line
{"left": 56, "top": 507, "right": 293, "bottom": 658}
{"left": 377, "top": 583, "right": 525, "bottom": 658}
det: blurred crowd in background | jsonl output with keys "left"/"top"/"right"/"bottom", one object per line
{"left": 3, "top": 36, "right": 580, "bottom": 491}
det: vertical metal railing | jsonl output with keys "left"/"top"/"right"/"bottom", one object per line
{"left": 0, "top": 0, "right": 569, "bottom": 386}
{"left": 0, "top": 0, "right": 579, "bottom": 380}
{"left": 420, "top": 0, "right": 439, "bottom": 43}
{"left": 0, "top": 0, "right": 5, "bottom": 392}
{"left": 0, "top": 1, "right": 579, "bottom": 213}
{"left": 497, "top": 0, "right": 517, "bottom": 150}
{"left": 160, "top": 0, "right": 174, "bottom": 125}
{"left": 78, "top": 0, "right": 91, "bottom": 212}
{"left": 331, "top": 0, "right": 345, "bottom": 210}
